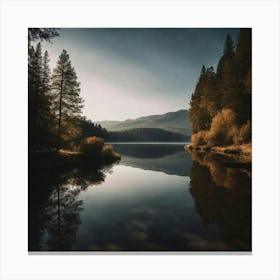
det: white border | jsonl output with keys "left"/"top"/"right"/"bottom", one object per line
{"left": 1, "top": 0, "right": 280, "bottom": 279}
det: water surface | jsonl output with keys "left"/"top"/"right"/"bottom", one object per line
{"left": 29, "top": 143, "right": 251, "bottom": 251}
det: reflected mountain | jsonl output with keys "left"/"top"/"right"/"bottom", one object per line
{"left": 28, "top": 162, "right": 114, "bottom": 251}
{"left": 29, "top": 144, "right": 252, "bottom": 251}
{"left": 113, "top": 143, "right": 192, "bottom": 176}
{"left": 189, "top": 152, "right": 251, "bottom": 251}
{"left": 112, "top": 143, "right": 187, "bottom": 158}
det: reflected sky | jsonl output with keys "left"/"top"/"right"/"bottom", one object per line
{"left": 74, "top": 165, "right": 221, "bottom": 251}
{"left": 29, "top": 144, "right": 251, "bottom": 251}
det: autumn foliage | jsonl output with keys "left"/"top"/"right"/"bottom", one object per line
{"left": 189, "top": 29, "right": 251, "bottom": 147}
{"left": 79, "top": 137, "right": 120, "bottom": 160}
{"left": 191, "top": 109, "right": 252, "bottom": 147}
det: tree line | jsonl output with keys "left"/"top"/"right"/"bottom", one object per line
{"left": 189, "top": 28, "right": 251, "bottom": 147}
{"left": 28, "top": 29, "right": 107, "bottom": 152}
{"left": 107, "top": 127, "right": 189, "bottom": 142}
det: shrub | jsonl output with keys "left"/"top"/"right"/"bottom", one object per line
{"left": 79, "top": 137, "right": 121, "bottom": 161}
{"left": 80, "top": 137, "right": 104, "bottom": 156}
{"left": 206, "top": 109, "right": 237, "bottom": 146}
{"left": 100, "top": 144, "right": 114, "bottom": 157}
{"left": 191, "top": 109, "right": 251, "bottom": 147}
{"left": 191, "top": 130, "right": 208, "bottom": 146}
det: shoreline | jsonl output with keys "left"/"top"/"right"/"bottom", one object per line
{"left": 29, "top": 150, "right": 121, "bottom": 169}
{"left": 184, "top": 143, "right": 252, "bottom": 164}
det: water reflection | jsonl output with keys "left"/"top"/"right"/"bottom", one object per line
{"left": 189, "top": 152, "right": 251, "bottom": 251}
{"left": 28, "top": 163, "right": 114, "bottom": 251}
{"left": 113, "top": 143, "right": 192, "bottom": 176}
{"left": 29, "top": 144, "right": 251, "bottom": 251}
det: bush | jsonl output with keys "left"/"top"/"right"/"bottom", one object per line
{"left": 191, "top": 131, "right": 208, "bottom": 146}
{"left": 191, "top": 109, "right": 251, "bottom": 147}
{"left": 80, "top": 137, "right": 104, "bottom": 156}
{"left": 206, "top": 109, "right": 238, "bottom": 146}
{"left": 79, "top": 137, "right": 121, "bottom": 161}
{"left": 100, "top": 145, "right": 114, "bottom": 157}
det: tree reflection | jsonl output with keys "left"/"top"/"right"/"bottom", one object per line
{"left": 189, "top": 152, "right": 251, "bottom": 250}
{"left": 29, "top": 162, "right": 114, "bottom": 251}
{"left": 44, "top": 182, "right": 83, "bottom": 250}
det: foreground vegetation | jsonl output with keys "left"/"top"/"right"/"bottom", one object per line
{"left": 188, "top": 29, "right": 251, "bottom": 156}
{"left": 30, "top": 137, "right": 121, "bottom": 169}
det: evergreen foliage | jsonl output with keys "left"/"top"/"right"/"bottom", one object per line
{"left": 78, "top": 117, "right": 109, "bottom": 140}
{"left": 51, "top": 50, "right": 84, "bottom": 150}
{"left": 189, "top": 29, "right": 252, "bottom": 147}
{"left": 28, "top": 31, "right": 108, "bottom": 152}
{"left": 28, "top": 43, "right": 54, "bottom": 150}
{"left": 28, "top": 28, "right": 60, "bottom": 42}
{"left": 108, "top": 128, "right": 189, "bottom": 142}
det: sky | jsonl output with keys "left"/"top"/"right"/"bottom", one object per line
{"left": 41, "top": 28, "right": 239, "bottom": 121}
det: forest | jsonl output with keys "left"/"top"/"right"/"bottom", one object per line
{"left": 28, "top": 28, "right": 120, "bottom": 161}
{"left": 29, "top": 28, "right": 251, "bottom": 157}
{"left": 28, "top": 28, "right": 187, "bottom": 155}
{"left": 189, "top": 29, "right": 251, "bottom": 150}
{"left": 29, "top": 28, "right": 81, "bottom": 151}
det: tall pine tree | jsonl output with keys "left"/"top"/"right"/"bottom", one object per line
{"left": 51, "top": 50, "right": 84, "bottom": 150}
{"left": 216, "top": 34, "right": 236, "bottom": 113}
{"left": 28, "top": 29, "right": 60, "bottom": 151}
{"left": 28, "top": 43, "right": 43, "bottom": 150}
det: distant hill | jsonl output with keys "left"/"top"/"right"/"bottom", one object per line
{"left": 97, "top": 109, "right": 191, "bottom": 135}
{"left": 107, "top": 128, "right": 189, "bottom": 142}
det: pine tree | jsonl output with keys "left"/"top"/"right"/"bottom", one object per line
{"left": 42, "top": 51, "right": 51, "bottom": 97}
{"left": 28, "top": 44, "right": 56, "bottom": 150}
{"left": 189, "top": 66, "right": 213, "bottom": 133}
{"left": 51, "top": 50, "right": 84, "bottom": 150}
{"left": 28, "top": 29, "right": 60, "bottom": 151}
{"left": 223, "top": 34, "right": 234, "bottom": 56}
{"left": 28, "top": 43, "right": 43, "bottom": 150}
{"left": 39, "top": 50, "right": 56, "bottom": 147}
{"left": 217, "top": 35, "right": 242, "bottom": 122}
{"left": 28, "top": 28, "right": 60, "bottom": 43}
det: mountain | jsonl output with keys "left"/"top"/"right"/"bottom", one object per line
{"left": 97, "top": 109, "right": 191, "bottom": 135}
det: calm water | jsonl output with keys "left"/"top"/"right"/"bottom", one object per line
{"left": 29, "top": 143, "right": 251, "bottom": 251}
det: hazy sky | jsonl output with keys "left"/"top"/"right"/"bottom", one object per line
{"left": 42, "top": 28, "right": 239, "bottom": 121}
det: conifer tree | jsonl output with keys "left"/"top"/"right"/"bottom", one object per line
{"left": 28, "top": 43, "right": 43, "bottom": 150}
{"left": 216, "top": 34, "right": 236, "bottom": 112}
{"left": 51, "top": 50, "right": 84, "bottom": 150}
{"left": 42, "top": 51, "right": 51, "bottom": 97}
{"left": 28, "top": 44, "right": 55, "bottom": 150}
{"left": 28, "top": 28, "right": 60, "bottom": 43}
{"left": 189, "top": 66, "right": 213, "bottom": 133}
{"left": 28, "top": 29, "right": 60, "bottom": 151}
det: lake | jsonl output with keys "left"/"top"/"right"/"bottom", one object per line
{"left": 29, "top": 143, "right": 251, "bottom": 252}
